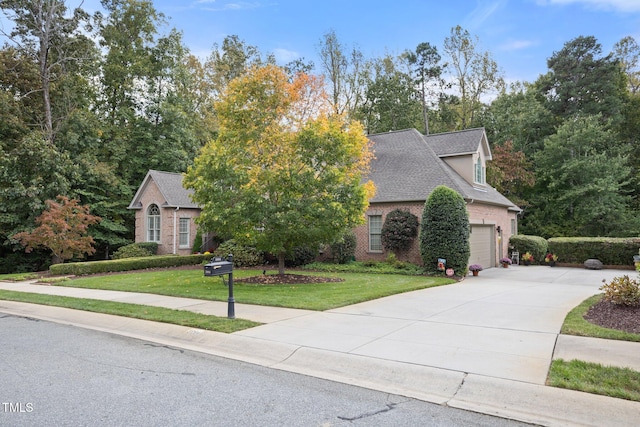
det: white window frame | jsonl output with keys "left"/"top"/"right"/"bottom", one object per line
{"left": 369, "top": 215, "right": 383, "bottom": 252}
{"left": 179, "top": 217, "right": 190, "bottom": 248}
{"left": 147, "top": 204, "right": 161, "bottom": 243}
{"left": 474, "top": 158, "right": 485, "bottom": 184}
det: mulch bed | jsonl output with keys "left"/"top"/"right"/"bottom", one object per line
{"left": 585, "top": 299, "right": 640, "bottom": 334}
{"left": 235, "top": 273, "right": 344, "bottom": 285}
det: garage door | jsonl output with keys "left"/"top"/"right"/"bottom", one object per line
{"left": 469, "top": 225, "right": 494, "bottom": 268}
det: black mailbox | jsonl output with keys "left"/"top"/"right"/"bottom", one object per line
{"left": 204, "top": 257, "right": 233, "bottom": 276}
{"left": 204, "top": 254, "right": 235, "bottom": 319}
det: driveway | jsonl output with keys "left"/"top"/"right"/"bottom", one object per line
{"left": 235, "top": 265, "right": 629, "bottom": 384}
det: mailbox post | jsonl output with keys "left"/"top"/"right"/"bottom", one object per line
{"left": 203, "top": 254, "right": 235, "bottom": 319}
{"left": 226, "top": 254, "right": 235, "bottom": 319}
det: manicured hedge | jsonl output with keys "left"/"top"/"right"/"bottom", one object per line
{"left": 50, "top": 254, "right": 213, "bottom": 276}
{"left": 548, "top": 237, "right": 640, "bottom": 266}
{"left": 509, "top": 235, "right": 548, "bottom": 263}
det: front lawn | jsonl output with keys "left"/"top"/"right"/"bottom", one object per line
{"left": 54, "top": 269, "right": 454, "bottom": 311}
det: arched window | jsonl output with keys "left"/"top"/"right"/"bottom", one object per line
{"left": 147, "top": 204, "right": 160, "bottom": 242}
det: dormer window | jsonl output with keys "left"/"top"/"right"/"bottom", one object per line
{"left": 474, "top": 158, "right": 485, "bottom": 184}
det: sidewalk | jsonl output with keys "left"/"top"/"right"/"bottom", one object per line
{"left": 1, "top": 273, "right": 639, "bottom": 426}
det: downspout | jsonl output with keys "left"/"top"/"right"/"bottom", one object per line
{"left": 173, "top": 207, "right": 180, "bottom": 254}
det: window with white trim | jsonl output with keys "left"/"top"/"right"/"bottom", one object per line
{"left": 147, "top": 204, "right": 161, "bottom": 242}
{"left": 474, "top": 158, "right": 485, "bottom": 184}
{"left": 179, "top": 218, "right": 190, "bottom": 248}
{"left": 369, "top": 215, "right": 383, "bottom": 252}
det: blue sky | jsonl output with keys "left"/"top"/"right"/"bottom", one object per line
{"left": 15, "top": 1, "right": 640, "bottom": 83}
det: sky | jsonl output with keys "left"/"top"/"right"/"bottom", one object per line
{"left": 6, "top": 0, "right": 640, "bottom": 84}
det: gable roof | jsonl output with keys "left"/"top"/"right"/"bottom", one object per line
{"left": 128, "top": 170, "right": 199, "bottom": 209}
{"left": 427, "top": 128, "right": 492, "bottom": 160}
{"left": 366, "top": 128, "right": 519, "bottom": 210}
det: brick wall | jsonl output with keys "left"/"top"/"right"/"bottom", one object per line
{"left": 355, "top": 201, "right": 518, "bottom": 266}
{"left": 134, "top": 180, "right": 200, "bottom": 255}
{"left": 354, "top": 202, "right": 424, "bottom": 264}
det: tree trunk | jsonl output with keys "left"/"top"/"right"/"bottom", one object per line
{"left": 278, "top": 251, "right": 286, "bottom": 276}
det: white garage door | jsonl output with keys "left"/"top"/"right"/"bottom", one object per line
{"left": 469, "top": 225, "right": 494, "bottom": 268}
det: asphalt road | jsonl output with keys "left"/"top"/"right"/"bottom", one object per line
{"left": 0, "top": 314, "right": 535, "bottom": 427}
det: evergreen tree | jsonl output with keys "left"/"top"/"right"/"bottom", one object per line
{"left": 420, "top": 186, "right": 470, "bottom": 275}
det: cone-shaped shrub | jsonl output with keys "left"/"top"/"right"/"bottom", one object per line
{"left": 420, "top": 186, "right": 470, "bottom": 275}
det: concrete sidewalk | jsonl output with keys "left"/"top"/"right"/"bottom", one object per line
{"left": 1, "top": 266, "right": 639, "bottom": 426}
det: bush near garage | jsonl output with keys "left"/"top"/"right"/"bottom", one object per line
{"left": 509, "top": 235, "right": 548, "bottom": 263}
{"left": 548, "top": 237, "right": 640, "bottom": 266}
{"left": 49, "top": 254, "right": 212, "bottom": 276}
{"left": 420, "top": 185, "right": 470, "bottom": 276}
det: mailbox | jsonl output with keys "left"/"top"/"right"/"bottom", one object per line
{"left": 203, "top": 254, "right": 235, "bottom": 319}
{"left": 204, "top": 257, "right": 233, "bottom": 276}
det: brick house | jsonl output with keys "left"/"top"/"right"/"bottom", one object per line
{"left": 128, "top": 170, "right": 200, "bottom": 255}
{"left": 355, "top": 128, "right": 520, "bottom": 268}
{"left": 130, "top": 128, "right": 519, "bottom": 267}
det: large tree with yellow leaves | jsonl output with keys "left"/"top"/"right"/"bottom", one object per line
{"left": 185, "top": 65, "right": 374, "bottom": 274}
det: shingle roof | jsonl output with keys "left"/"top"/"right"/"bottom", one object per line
{"left": 427, "top": 128, "right": 491, "bottom": 159}
{"left": 366, "top": 129, "right": 518, "bottom": 210}
{"left": 128, "top": 170, "right": 199, "bottom": 209}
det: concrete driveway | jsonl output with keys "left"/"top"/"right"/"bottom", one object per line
{"left": 236, "top": 265, "right": 629, "bottom": 384}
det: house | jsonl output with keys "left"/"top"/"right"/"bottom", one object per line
{"left": 354, "top": 128, "right": 520, "bottom": 268}
{"left": 129, "top": 128, "right": 520, "bottom": 267}
{"left": 127, "top": 170, "right": 200, "bottom": 255}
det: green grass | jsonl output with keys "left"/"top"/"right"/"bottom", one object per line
{"left": 0, "top": 272, "right": 42, "bottom": 281}
{"left": 549, "top": 293, "right": 640, "bottom": 400}
{"left": 0, "top": 289, "right": 259, "bottom": 333}
{"left": 561, "top": 294, "right": 640, "bottom": 342}
{"left": 57, "top": 268, "right": 454, "bottom": 310}
{"left": 548, "top": 359, "right": 640, "bottom": 402}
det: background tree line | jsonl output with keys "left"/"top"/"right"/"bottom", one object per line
{"left": 1, "top": 0, "right": 638, "bottom": 272}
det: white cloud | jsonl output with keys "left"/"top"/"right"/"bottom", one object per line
{"left": 537, "top": 0, "right": 640, "bottom": 13}
{"left": 499, "top": 39, "right": 537, "bottom": 51}
{"left": 196, "top": 1, "right": 262, "bottom": 12}
{"left": 273, "top": 48, "right": 299, "bottom": 63}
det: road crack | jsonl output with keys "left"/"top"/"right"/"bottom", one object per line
{"left": 338, "top": 403, "right": 397, "bottom": 421}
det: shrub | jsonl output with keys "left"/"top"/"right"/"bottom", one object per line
{"left": 285, "top": 245, "right": 318, "bottom": 267}
{"left": 112, "top": 243, "right": 152, "bottom": 260}
{"left": 381, "top": 209, "right": 419, "bottom": 254}
{"left": 330, "top": 231, "right": 357, "bottom": 264}
{"left": 600, "top": 275, "right": 640, "bottom": 307}
{"left": 548, "top": 237, "right": 640, "bottom": 265}
{"left": 136, "top": 242, "right": 158, "bottom": 255}
{"left": 213, "top": 240, "right": 263, "bottom": 267}
{"left": 420, "top": 186, "right": 470, "bottom": 276}
{"left": 50, "top": 254, "right": 212, "bottom": 276}
{"left": 509, "top": 235, "right": 548, "bottom": 263}
{"left": 192, "top": 232, "right": 203, "bottom": 253}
